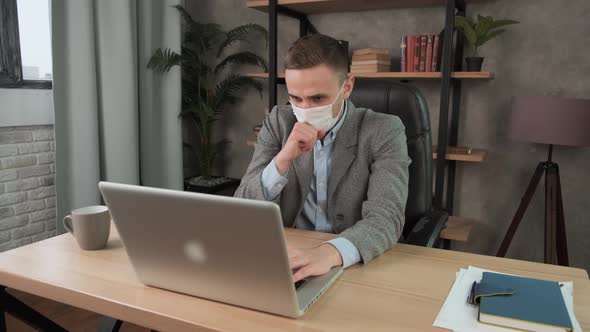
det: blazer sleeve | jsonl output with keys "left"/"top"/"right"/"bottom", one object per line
{"left": 339, "top": 116, "right": 411, "bottom": 263}
{"left": 234, "top": 106, "right": 285, "bottom": 203}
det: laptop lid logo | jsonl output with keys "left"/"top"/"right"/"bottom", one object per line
{"left": 184, "top": 241, "right": 208, "bottom": 264}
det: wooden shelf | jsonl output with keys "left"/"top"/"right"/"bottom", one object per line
{"left": 433, "top": 148, "right": 487, "bottom": 162}
{"left": 246, "top": 72, "right": 494, "bottom": 80}
{"left": 440, "top": 216, "right": 475, "bottom": 242}
{"left": 248, "top": 140, "right": 486, "bottom": 162}
{"left": 247, "top": 0, "right": 487, "bottom": 14}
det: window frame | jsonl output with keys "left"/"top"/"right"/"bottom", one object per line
{"left": 0, "top": 0, "right": 52, "bottom": 89}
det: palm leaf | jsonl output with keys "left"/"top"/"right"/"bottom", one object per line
{"left": 213, "top": 74, "right": 264, "bottom": 112}
{"left": 174, "top": 5, "right": 224, "bottom": 55}
{"left": 214, "top": 51, "right": 268, "bottom": 73}
{"left": 217, "top": 23, "right": 268, "bottom": 56}
{"left": 173, "top": 5, "right": 195, "bottom": 26}
{"left": 186, "top": 23, "right": 224, "bottom": 52}
{"left": 147, "top": 48, "right": 182, "bottom": 72}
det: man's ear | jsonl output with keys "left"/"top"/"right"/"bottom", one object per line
{"left": 343, "top": 74, "right": 355, "bottom": 99}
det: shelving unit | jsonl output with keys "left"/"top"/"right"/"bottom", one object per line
{"left": 249, "top": 139, "right": 488, "bottom": 162}
{"left": 245, "top": 0, "right": 488, "bottom": 243}
{"left": 247, "top": 0, "right": 487, "bottom": 14}
{"left": 245, "top": 71, "right": 494, "bottom": 80}
{"left": 440, "top": 216, "right": 475, "bottom": 242}
{"left": 433, "top": 149, "right": 488, "bottom": 162}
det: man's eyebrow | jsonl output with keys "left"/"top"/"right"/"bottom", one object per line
{"left": 308, "top": 93, "right": 328, "bottom": 99}
{"left": 289, "top": 93, "right": 329, "bottom": 99}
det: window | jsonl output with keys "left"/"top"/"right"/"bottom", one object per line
{"left": 0, "top": 0, "right": 52, "bottom": 89}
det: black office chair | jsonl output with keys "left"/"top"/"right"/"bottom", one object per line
{"left": 349, "top": 79, "right": 448, "bottom": 248}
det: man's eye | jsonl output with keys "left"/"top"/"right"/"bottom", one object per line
{"left": 312, "top": 96, "right": 322, "bottom": 102}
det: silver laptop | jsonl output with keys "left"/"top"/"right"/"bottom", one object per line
{"left": 98, "top": 181, "right": 342, "bottom": 318}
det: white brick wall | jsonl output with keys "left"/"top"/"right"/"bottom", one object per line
{"left": 0, "top": 126, "right": 56, "bottom": 252}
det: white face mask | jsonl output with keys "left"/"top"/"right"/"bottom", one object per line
{"left": 291, "top": 83, "right": 345, "bottom": 132}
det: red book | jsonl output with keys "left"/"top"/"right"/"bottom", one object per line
{"left": 419, "top": 35, "right": 427, "bottom": 72}
{"left": 432, "top": 35, "right": 441, "bottom": 72}
{"left": 413, "top": 35, "right": 421, "bottom": 72}
{"left": 401, "top": 36, "right": 407, "bottom": 72}
{"left": 425, "top": 35, "right": 434, "bottom": 72}
{"left": 407, "top": 36, "right": 414, "bottom": 72}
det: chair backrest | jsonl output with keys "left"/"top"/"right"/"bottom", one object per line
{"left": 349, "top": 79, "right": 433, "bottom": 237}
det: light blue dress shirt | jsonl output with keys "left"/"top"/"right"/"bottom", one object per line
{"left": 260, "top": 101, "right": 362, "bottom": 268}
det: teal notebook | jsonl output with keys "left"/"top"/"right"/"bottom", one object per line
{"left": 478, "top": 272, "right": 573, "bottom": 332}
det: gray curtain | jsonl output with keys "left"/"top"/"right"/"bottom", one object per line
{"left": 52, "top": 0, "right": 183, "bottom": 234}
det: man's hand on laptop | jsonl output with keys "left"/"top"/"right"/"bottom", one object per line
{"left": 275, "top": 122, "right": 326, "bottom": 175}
{"left": 288, "top": 244, "right": 343, "bottom": 282}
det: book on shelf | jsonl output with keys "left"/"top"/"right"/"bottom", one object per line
{"left": 413, "top": 35, "right": 420, "bottom": 72}
{"left": 351, "top": 59, "right": 390, "bottom": 66}
{"left": 350, "top": 47, "right": 391, "bottom": 73}
{"left": 419, "top": 35, "right": 427, "bottom": 72}
{"left": 400, "top": 36, "right": 407, "bottom": 72}
{"left": 350, "top": 64, "right": 391, "bottom": 73}
{"left": 432, "top": 34, "right": 441, "bottom": 72}
{"left": 407, "top": 36, "right": 414, "bottom": 72}
{"left": 352, "top": 53, "right": 390, "bottom": 62}
{"left": 352, "top": 47, "right": 389, "bottom": 56}
{"left": 400, "top": 32, "right": 444, "bottom": 73}
{"left": 433, "top": 145, "right": 473, "bottom": 155}
{"left": 425, "top": 35, "right": 434, "bottom": 72}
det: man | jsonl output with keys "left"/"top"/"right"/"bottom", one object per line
{"left": 235, "top": 34, "right": 411, "bottom": 282}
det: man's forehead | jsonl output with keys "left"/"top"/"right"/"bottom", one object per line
{"left": 285, "top": 66, "right": 340, "bottom": 96}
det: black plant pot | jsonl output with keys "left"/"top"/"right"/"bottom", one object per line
{"left": 465, "top": 57, "right": 484, "bottom": 72}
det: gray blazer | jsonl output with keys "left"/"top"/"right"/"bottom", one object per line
{"left": 234, "top": 101, "right": 411, "bottom": 263}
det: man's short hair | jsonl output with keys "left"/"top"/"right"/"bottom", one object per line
{"left": 284, "top": 34, "right": 348, "bottom": 82}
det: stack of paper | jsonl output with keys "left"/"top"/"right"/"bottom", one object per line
{"left": 433, "top": 266, "right": 582, "bottom": 332}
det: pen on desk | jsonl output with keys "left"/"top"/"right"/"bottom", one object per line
{"left": 468, "top": 281, "right": 476, "bottom": 304}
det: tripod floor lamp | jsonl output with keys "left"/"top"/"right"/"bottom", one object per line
{"left": 497, "top": 96, "right": 590, "bottom": 266}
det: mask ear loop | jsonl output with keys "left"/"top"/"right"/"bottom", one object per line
{"left": 331, "top": 82, "right": 347, "bottom": 119}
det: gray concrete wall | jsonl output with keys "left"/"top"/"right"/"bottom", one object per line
{"left": 187, "top": 0, "right": 590, "bottom": 271}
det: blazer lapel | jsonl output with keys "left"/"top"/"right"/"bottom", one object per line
{"left": 328, "top": 101, "right": 359, "bottom": 203}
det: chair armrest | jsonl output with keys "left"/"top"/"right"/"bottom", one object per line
{"left": 401, "top": 209, "right": 449, "bottom": 248}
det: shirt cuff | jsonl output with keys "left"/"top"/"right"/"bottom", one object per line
{"left": 260, "top": 158, "right": 289, "bottom": 200}
{"left": 326, "top": 237, "right": 361, "bottom": 269}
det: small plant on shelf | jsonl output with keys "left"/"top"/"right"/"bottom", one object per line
{"left": 454, "top": 14, "right": 519, "bottom": 71}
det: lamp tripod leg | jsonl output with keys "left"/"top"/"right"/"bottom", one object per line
{"left": 497, "top": 163, "right": 545, "bottom": 257}
{"left": 554, "top": 164, "right": 569, "bottom": 266}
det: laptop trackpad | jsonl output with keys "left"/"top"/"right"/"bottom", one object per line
{"left": 296, "top": 266, "right": 342, "bottom": 311}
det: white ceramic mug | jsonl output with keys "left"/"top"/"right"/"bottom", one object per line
{"left": 63, "top": 205, "right": 111, "bottom": 250}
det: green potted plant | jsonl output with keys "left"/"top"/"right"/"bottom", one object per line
{"left": 454, "top": 14, "right": 519, "bottom": 71}
{"left": 148, "top": 6, "right": 267, "bottom": 194}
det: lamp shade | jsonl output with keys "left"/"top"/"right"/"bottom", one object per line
{"left": 508, "top": 96, "right": 590, "bottom": 147}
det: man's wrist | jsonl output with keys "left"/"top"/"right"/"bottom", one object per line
{"left": 320, "top": 243, "right": 343, "bottom": 267}
{"left": 274, "top": 151, "right": 291, "bottom": 175}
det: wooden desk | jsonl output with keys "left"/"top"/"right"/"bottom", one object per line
{"left": 0, "top": 226, "right": 588, "bottom": 331}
